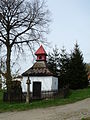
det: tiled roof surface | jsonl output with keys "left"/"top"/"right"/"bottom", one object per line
{"left": 22, "top": 61, "right": 54, "bottom": 76}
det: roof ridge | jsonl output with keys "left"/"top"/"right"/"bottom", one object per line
{"left": 35, "top": 45, "right": 47, "bottom": 55}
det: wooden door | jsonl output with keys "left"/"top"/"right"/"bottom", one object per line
{"left": 33, "top": 82, "right": 41, "bottom": 99}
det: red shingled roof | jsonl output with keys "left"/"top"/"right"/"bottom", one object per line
{"left": 35, "top": 45, "right": 47, "bottom": 55}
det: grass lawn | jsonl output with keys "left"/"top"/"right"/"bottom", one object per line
{"left": 0, "top": 87, "right": 90, "bottom": 112}
{"left": 82, "top": 118, "right": 90, "bottom": 120}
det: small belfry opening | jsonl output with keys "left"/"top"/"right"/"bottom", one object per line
{"left": 39, "top": 56, "right": 42, "bottom": 60}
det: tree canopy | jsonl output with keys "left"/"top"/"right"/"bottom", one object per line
{"left": 47, "top": 46, "right": 60, "bottom": 75}
{"left": 0, "top": 0, "right": 50, "bottom": 84}
{"left": 69, "top": 43, "right": 88, "bottom": 89}
{"left": 48, "top": 43, "right": 88, "bottom": 90}
{"left": 58, "top": 46, "right": 70, "bottom": 88}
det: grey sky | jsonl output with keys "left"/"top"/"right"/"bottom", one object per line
{"left": 47, "top": 0, "right": 90, "bottom": 62}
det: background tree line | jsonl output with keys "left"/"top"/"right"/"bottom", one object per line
{"left": 47, "top": 43, "right": 88, "bottom": 90}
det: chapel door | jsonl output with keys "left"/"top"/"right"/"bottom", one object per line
{"left": 33, "top": 82, "right": 41, "bottom": 99}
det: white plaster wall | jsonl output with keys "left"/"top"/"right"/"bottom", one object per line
{"left": 21, "top": 76, "right": 58, "bottom": 92}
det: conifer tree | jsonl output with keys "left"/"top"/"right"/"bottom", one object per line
{"left": 0, "top": 74, "right": 2, "bottom": 89}
{"left": 58, "top": 46, "right": 70, "bottom": 88}
{"left": 69, "top": 42, "right": 88, "bottom": 89}
{"left": 47, "top": 46, "right": 60, "bottom": 75}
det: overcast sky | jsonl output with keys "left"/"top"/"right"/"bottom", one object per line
{"left": 47, "top": 0, "right": 90, "bottom": 62}
{"left": 19, "top": 0, "right": 90, "bottom": 73}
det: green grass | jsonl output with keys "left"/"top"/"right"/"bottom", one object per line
{"left": 81, "top": 118, "right": 90, "bottom": 120}
{"left": 0, "top": 87, "right": 90, "bottom": 112}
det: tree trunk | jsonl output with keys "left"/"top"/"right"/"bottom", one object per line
{"left": 6, "top": 19, "right": 12, "bottom": 85}
{"left": 6, "top": 45, "right": 12, "bottom": 102}
{"left": 6, "top": 45, "right": 12, "bottom": 85}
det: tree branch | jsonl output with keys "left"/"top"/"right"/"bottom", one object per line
{"left": 0, "top": 69, "right": 6, "bottom": 78}
{"left": 0, "top": 38, "right": 6, "bottom": 45}
{"left": 14, "top": 38, "right": 39, "bottom": 44}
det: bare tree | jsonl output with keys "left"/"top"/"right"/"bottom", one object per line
{"left": 0, "top": 0, "right": 50, "bottom": 85}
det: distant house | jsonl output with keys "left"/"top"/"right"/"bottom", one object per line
{"left": 88, "top": 72, "right": 90, "bottom": 80}
{"left": 0, "top": 80, "right": 2, "bottom": 89}
{"left": 13, "top": 75, "right": 23, "bottom": 82}
{"left": 21, "top": 45, "right": 58, "bottom": 97}
{"left": 88, "top": 72, "right": 90, "bottom": 84}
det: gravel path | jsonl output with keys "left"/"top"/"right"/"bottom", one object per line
{"left": 0, "top": 98, "right": 90, "bottom": 120}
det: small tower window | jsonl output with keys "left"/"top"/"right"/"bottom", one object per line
{"left": 39, "top": 56, "right": 42, "bottom": 60}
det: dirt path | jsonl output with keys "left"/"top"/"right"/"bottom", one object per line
{"left": 0, "top": 98, "right": 90, "bottom": 120}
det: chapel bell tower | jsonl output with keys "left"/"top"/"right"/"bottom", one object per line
{"left": 35, "top": 45, "right": 47, "bottom": 61}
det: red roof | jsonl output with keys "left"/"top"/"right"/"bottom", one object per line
{"left": 35, "top": 45, "right": 47, "bottom": 55}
